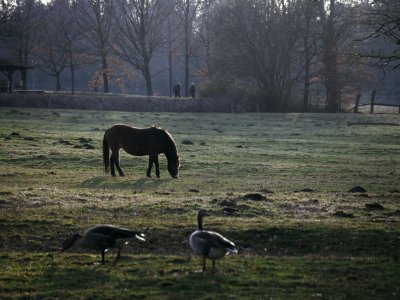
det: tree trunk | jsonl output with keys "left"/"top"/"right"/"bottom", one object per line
{"left": 70, "top": 65, "right": 75, "bottom": 95}
{"left": 321, "top": 0, "right": 340, "bottom": 113}
{"left": 167, "top": 18, "right": 173, "bottom": 98}
{"left": 184, "top": 0, "right": 190, "bottom": 97}
{"left": 102, "top": 55, "right": 109, "bottom": 93}
{"left": 56, "top": 71, "right": 61, "bottom": 91}
{"left": 143, "top": 62, "right": 153, "bottom": 96}
{"left": 168, "top": 49, "right": 172, "bottom": 98}
{"left": 302, "top": 6, "right": 311, "bottom": 112}
{"left": 184, "top": 50, "right": 189, "bottom": 97}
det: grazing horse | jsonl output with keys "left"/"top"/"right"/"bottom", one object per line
{"left": 103, "top": 124, "right": 180, "bottom": 178}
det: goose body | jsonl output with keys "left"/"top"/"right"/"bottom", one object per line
{"left": 189, "top": 210, "right": 238, "bottom": 271}
{"left": 60, "top": 224, "right": 145, "bottom": 263}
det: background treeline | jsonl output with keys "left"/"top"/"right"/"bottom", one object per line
{"left": 0, "top": 0, "right": 399, "bottom": 112}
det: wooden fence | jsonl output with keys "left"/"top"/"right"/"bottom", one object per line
{"left": 353, "top": 90, "right": 400, "bottom": 113}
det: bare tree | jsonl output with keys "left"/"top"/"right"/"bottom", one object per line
{"left": 34, "top": 5, "right": 69, "bottom": 91}
{"left": 77, "top": 0, "right": 113, "bottom": 93}
{"left": 113, "top": 0, "right": 171, "bottom": 96}
{"left": 165, "top": 13, "right": 181, "bottom": 97}
{"left": 191, "top": 0, "right": 217, "bottom": 79}
{"left": 53, "top": 0, "right": 89, "bottom": 94}
{"left": 298, "top": 0, "right": 320, "bottom": 112}
{"left": 212, "top": 0, "right": 301, "bottom": 111}
{"left": 360, "top": 0, "right": 400, "bottom": 69}
{"left": 175, "top": 0, "right": 200, "bottom": 97}
{"left": 0, "top": 0, "right": 43, "bottom": 89}
{"left": 315, "top": 0, "right": 358, "bottom": 112}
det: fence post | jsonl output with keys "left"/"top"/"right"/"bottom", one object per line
{"left": 370, "top": 90, "right": 376, "bottom": 114}
{"left": 354, "top": 94, "right": 361, "bottom": 113}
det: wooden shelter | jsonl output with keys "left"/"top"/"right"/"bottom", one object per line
{"left": 0, "top": 60, "right": 33, "bottom": 92}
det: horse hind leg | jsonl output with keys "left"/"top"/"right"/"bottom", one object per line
{"left": 111, "top": 152, "right": 124, "bottom": 177}
{"left": 147, "top": 155, "right": 160, "bottom": 178}
{"left": 110, "top": 154, "right": 116, "bottom": 177}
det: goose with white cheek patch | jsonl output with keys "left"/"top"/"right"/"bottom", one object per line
{"left": 189, "top": 210, "right": 238, "bottom": 272}
{"left": 60, "top": 225, "right": 145, "bottom": 263}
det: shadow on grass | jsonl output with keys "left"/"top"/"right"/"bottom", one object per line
{"left": 79, "top": 176, "right": 171, "bottom": 190}
{"left": 231, "top": 227, "right": 400, "bottom": 258}
{"left": 2, "top": 216, "right": 399, "bottom": 259}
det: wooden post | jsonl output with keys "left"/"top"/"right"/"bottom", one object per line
{"left": 354, "top": 94, "right": 361, "bottom": 113}
{"left": 370, "top": 90, "right": 376, "bottom": 114}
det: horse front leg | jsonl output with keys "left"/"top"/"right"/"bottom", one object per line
{"left": 154, "top": 155, "right": 160, "bottom": 178}
{"left": 146, "top": 155, "right": 153, "bottom": 178}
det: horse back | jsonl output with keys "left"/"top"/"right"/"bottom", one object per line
{"left": 104, "top": 124, "right": 172, "bottom": 156}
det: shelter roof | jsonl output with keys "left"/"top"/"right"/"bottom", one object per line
{"left": 0, "top": 59, "right": 33, "bottom": 72}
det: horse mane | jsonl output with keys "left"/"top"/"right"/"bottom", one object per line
{"left": 156, "top": 127, "right": 178, "bottom": 157}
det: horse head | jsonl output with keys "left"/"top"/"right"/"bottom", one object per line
{"left": 168, "top": 155, "right": 180, "bottom": 179}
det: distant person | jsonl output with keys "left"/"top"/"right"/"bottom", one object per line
{"left": 189, "top": 82, "right": 196, "bottom": 99}
{"left": 173, "top": 83, "right": 181, "bottom": 98}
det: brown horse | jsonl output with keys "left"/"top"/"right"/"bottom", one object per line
{"left": 103, "top": 124, "right": 180, "bottom": 178}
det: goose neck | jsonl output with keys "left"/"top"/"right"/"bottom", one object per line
{"left": 197, "top": 214, "right": 204, "bottom": 230}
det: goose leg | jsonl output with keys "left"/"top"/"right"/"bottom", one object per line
{"left": 202, "top": 258, "right": 206, "bottom": 272}
{"left": 212, "top": 259, "right": 216, "bottom": 271}
{"left": 101, "top": 250, "right": 106, "bottom": 263}
{"left": 113, "top": 247, "right": 122, "bottom": 265}
{"left": 116, "top": 247, "right": 122, "bottom": 260}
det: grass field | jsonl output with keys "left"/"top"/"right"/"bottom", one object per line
{"left": 0, "top": 107, "right": 399, "bottom": 299}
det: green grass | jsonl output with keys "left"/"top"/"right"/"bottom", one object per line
{"left": 0, "top": 107, "right": 399, "bottom": 299}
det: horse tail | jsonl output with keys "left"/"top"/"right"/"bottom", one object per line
{"left": 103, "top": 131, "right": 110, "bottom": 174}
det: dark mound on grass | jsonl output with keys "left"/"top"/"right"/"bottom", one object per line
{"left": 333, "top": 211, "right": 354, "bottom": 218}
{"left": 348, "top": 186, "right": 367, "bottom": 193}
{"left": 242, "top": 193, "right": 267, "bottom": 201}
{"left": 365, "top": 203, "right": 384, "bottom": 211}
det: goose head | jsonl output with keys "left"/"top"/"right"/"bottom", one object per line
{"left": 60, "top": 233, "right": 82, "bottom": 252}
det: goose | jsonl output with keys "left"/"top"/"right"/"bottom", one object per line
{"left": 189, "top": 210, "right": 238, "bottom": 272}
{"left": 60, "top": 224, "right": 145, "bottom": 263}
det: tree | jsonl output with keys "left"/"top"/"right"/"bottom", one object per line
{"left": 212, "top": 0, "right": 301, "bottom": 111}
{"left": 34, "top": 2, "right": 69, "bottom": 91}
{"left": 113, "top": 0, "right": 171, "bottom": 96}
{"left": 315, "top": 0, "right": 358, "bottom": 112}
{"left": 0, "top": 0, "right": 43, "bottom": 89}
{"left": 360, "top": 0, "right": 400, "bottom": 69}
{"left": 77, "top": 0, "right": 113, "bottom": 93}
{"left": 164, "top": 13, "right": 181, "bottom": 97}
{"left": 53, "top": 0, "right": 88, "bottom": 94}
{"left": 298, "top": 0, "right": 320, "bottom": 112}
{"left": 175, "top": 0, "right": 200, "bottom": 97}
